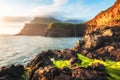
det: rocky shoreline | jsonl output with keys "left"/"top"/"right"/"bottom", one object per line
{"left": 0, "top": 26, "right": 120, "bottom": 80}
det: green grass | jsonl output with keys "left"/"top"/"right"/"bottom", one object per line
{"left": 53, "top": 60, "right": 70, "bottom": 68}
{"left": 47, "top": 22, "right": 77, "bottom": 30}
{"left": 53, "top": 54, "right": 120, "bottom": 80}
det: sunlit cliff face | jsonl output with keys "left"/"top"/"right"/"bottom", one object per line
{"left": 87, "top": 0, "right": 120, "bottom": 27}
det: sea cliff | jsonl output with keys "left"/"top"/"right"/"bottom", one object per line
{"left": 18, "top": 17, "right": 87, "bottom": 37}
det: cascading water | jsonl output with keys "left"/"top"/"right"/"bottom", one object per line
{"left": 73, "top": 24, "right": 77, "bottom": 37}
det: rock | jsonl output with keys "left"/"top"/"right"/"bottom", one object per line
{"left": 72, "top": 63, "right": 108, "bottom": 80}
{"left": 0, "top": 65, "right": 24, "bottom": 80}
{"left": 69, "top": 57, "right": 82, "bottom": 66}
{"left": 73, "top": 26, "right": 120, "bottom": 61}
{"left": 111, "top": 49, "right": 120, "bottom": 61}
{"left": 91, "top": 63, "right": 106, "bottom": 71}
{"left": 102, "top": 29, "right": 113, "bottom": 37}
{"left": 61, "top": 67, "right": 72, "bottom": 75}
{"left": 61, "top": 49, "right": 77, "bottom": 60}
{"left": 32, "top": 66, "right": 60, "bottom": 80}
{"left": 54, "top": 74, "right": 73, "bottom": 80}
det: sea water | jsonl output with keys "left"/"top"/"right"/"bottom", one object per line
{"left": 0, "top": 36, "right": 81, "bottom": 66}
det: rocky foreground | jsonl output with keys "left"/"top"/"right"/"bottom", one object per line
{"left": 0, "top": 26, "right": 120, "bottom": 80}
{"left": 72, "top": 26, "right": 120, "bottom": 61}
{"left": 0, "top": 49, "right": 108, "bottom": 80}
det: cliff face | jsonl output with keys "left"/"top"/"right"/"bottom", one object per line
{"left": 46, "top": 23, "right": 87, "bottom": 37}
{"left": 18, "top": 17, "right": 60, "bottom": 36}
{"left": 18, "top": 23, "right": 48, "bottom": 36}
{"left": 86, "top": 0, "right": 120, "bottom": 28}
{"left": 18, "top": 17, "right": 87, "bottom": 37}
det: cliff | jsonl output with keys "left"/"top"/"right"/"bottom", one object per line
{"left": 18, "top": 17, "right": 87, "bottom": 37}
{"left": 18, "top": 23, "right": 48, "bottom": 36}
{"left": 46, "top": 23, "right": 87, "bottom": 37}
{"left": 86, "top": 0, "right": 120, "bottom": 28}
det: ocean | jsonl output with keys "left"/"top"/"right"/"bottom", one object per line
{"left": 0, "top": 36, "right": 81, "bottom": 66}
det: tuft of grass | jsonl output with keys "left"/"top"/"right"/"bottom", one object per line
{"left": 53, "top": 60, "right": 70, "bottom": 68}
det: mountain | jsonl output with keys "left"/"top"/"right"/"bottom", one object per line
{"left": 86, "top": 0, "right": 120, "bottom": 28}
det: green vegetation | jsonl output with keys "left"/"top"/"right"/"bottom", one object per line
{"left": 47, "top": 22, "right": 76, "bottom": 30}
{"left": 47, "top": 23, "right": 54, "bottom": 30}
{"left": 22, "top": 67, "right": 31, "bottom": 80}
{"left": 53, "top": 54, "right": 120, "bottom": 80}
{"left": 53, "top": 60, "right": 70, "bottom": 68}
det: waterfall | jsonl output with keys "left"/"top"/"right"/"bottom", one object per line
{"left": 74, "top": 24, "right": 77, "bottom": 37}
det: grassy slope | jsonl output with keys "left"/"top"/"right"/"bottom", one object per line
{"left": 53, "top": 54, "right": 120, "bottom": 80}
{"left": 47, "top": 23, "right": 75, "bottom": 30}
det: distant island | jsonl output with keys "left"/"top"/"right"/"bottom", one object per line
{"left": 18, "top": 17, "right": 87, "bottom": 37}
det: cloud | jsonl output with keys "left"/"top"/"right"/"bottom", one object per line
{"left": 0, "top": 16, "right": 32, "bottom": 23}
{"left": 53, "top": 0, "right": 68, "bottom": 6}
{"left": 33, "top": 0, "right": 68, "bottom": 17}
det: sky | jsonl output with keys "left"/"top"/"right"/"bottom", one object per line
{"left": 0, "top": 0, "right": 116, "bottom": 34}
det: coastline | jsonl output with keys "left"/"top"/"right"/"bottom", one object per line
{"left": 0, "top": 26, "right": 120, "bottom": 80}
